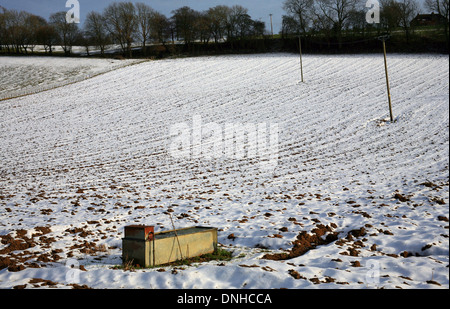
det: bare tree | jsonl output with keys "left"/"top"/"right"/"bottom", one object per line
{"left": 79, "top": 30, "right": 93, "bottom": 56}
{"left": 171, "top": 6, "right": 199, "bottom": 45}
{"left": 236, "top": 13, "right": 254, "bottom": 39}
{"left": 150, "top": 12, "right": 171, "bottom": 45}
{"left": 207, "top": 5, "right": 230, "bottom": 44}
{"left": 195, "top": 11, "right": 212, "bottom": 44}
{"left": 84, "top": 11, "right": 110, "bottom": 56}
{"left": 314, "top": 0, "right": 361, "bottom": 47}
{"left": 311, "top": 7, "right": 335, "bottom": 38}
{"left": 104, "top": 2, "right": 137, "bottom": 57}
{"left": 36, "top": 24, "right": 58, "bottom": 54}
{"left": 425, "top": 0, "right": 449, "bottom": 46}
{"left": 347, "top": 7, "right": 368, "bottom": 35}
{"left": 135, "top": 2, "right": 155, "bottom": 55}
{"left": 3, "top": 9, "right": 27, "bottom": 53}
{"left": 380, "top": 0, "right": 403, "bottom": 32}
{"left": 425, "top": 0, "right": 450, "bottom": 18}
{"left": 0, "top": 8, "right": 11, "bottom": 52}
{"left": 0, "top": 7, "right": 5, "bottom": 52}
{"left": 50, "top": 11, "right": 80, "bottom": 55}
{"left": 283, "top": 0, "right": 314, "bottom": 34}
{"left": 281, "top": 15, "right": 301, "bottom": 37}
{"left": 227, "top": 5, "right": 251, "bottom": 40}
{"left": 0, "top": 8, "right": 49, "bottom": 54}
{"left": 398, "top": 0, "right": 419, "bottom": 42}
{"left": 252, "top": 20, "right": 266, "bottom": 37}
{"left": 23, "top": 14, "right": 47, "bottom": 53}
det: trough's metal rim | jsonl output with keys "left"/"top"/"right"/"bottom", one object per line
{"left": 122, "top": 226, "right": 218, "bottom": 240}
{"left": 152, "top": 226, "right": 218, "bottom": 239}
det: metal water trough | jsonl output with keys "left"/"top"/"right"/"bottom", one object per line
{"left": 122, "top": 225, "right": 218, "bottom": 267}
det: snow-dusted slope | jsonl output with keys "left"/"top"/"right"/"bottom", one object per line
{"left": 0, "top": 53, "right": 448, "bottom": 289}
{"left": 0, "top": 56, "right": 143, "bottom": 100}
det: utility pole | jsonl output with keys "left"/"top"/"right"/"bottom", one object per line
{"left": 299, "top": 36, "right": 304, "bottom": 83}
{"left": 269, "top": 14, "right": 274, "bottom": 37}
{"left": 379, "top": 35, "right": 393, "bottom": 122}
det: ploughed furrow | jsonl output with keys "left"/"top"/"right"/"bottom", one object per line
{"left": 0, "top": 54, "right": 448, "bottom": 200}
{"left": 1, "top": 54, "right": 448, "bottom": 290}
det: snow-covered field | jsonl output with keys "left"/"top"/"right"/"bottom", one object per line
{"left": 0, "top": 56, "right": 144, "bottom": 100}
{"left": 0, "top": 53, "right": 448, "bottom": 289}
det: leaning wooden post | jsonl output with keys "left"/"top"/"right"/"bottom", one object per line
{"left": 299, "top": 36, "right": 304, "bottom": 83}
{"left": 381, "top": 36, "right": 393, "bottom": 122}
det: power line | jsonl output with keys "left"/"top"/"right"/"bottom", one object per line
{"left": 303, "top": 36, "right": 380, "bottom": 46}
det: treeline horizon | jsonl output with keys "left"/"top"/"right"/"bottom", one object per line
{"left": 280, "top": 0, "right": 449, "bottom": 54}
{"left": 0, "top": 2, "right": 268, "bottom": 57}
{"left": 0, "top": 0, "right": 448, "bottom": 58}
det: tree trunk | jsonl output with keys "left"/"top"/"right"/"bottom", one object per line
{"left": 127, "top": 41, "right": 132, "bottom": 58}
{"left": 142, "top": 39, "right": 147, "bottom": 56}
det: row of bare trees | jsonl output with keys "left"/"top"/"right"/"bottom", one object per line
{"left": 0, "top": 6, "right": 56, "bottom": 54}
{"left": 0, "top": 5, "right": 97, "bottom": 55}
{"left": 0, "top": 2, "right": 267, "bottom": 57}
{"left": 425, "top": 0, "right": 450, "bottom": 45}
{"left": 281, "top": 0, "right": 449, "bottom": 45}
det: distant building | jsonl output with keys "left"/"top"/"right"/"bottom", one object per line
{"left": 411, "top": 12, "right": 447, "bottom": 27}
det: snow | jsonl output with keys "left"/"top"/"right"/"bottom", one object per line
{"left": 0, "top": 56, "right": 144, "bottom": 100}
{"left": 0, "top": 53, "right": 448, "bottom": 289}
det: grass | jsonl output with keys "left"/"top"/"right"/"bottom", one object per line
{"left": 169, "top": 247, "right": 233, "bottom": 267}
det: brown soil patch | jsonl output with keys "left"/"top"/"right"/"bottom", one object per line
{"left": 437, "top": 216, "right": 448, "bottom": 222}
{"left": 348, "top": 227, "right": 366, "bottom": 238}
{"left": 29, "top": 278, "right": 58, "bottom": 287}
{"left": 65, "top": 226, "right": 94, "bottom": 238}
{"left": 262, "top": 224, "right": 339, "bottom": 261}
{"left": 394, "top": 193, "right": 410, "bottom": 202}
{"left": 70, "top": 283, "right": 92, "bottom": 289}
{"left": 426, "top": 280, "right": 441, "bottom": 286}
{"left": 262, "top": 224, "right": 370, "bottom": 261}
{"left": 0, "top": 227, "right": 54, "bottom": 271}
{"left": 288, "top": 269, "right": 306, "bottom": 280}
{"left": 351, "top": 261, "right": 361, "bottom": 267}
{"left": 0, "top": 231, "right": 37, "bottom": 255}
{"left": 227, "top": 233, "right": 236, "bottom": 241}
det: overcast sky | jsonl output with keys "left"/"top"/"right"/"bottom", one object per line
{"left": 0, "top": 0, "right": 285, "bottom": 32}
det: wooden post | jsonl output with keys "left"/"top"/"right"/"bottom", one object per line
{"left": 382, "top": 38, "right": 394, "bottom": 122}
{"left": 270, "top": 14, "right": 274, "bottom": 38}
{"left": 299, "top": 36, "right": 304, "bottom": 83}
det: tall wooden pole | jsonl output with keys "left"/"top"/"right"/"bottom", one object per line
{"left": 382, "top": 39, "right": 393, "bottom": 122}
{"left": 299, "top": 36, "right": 304, "bottom": 83}
{"left": 270, "top": 14, "right": 274, "bottom": 37}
